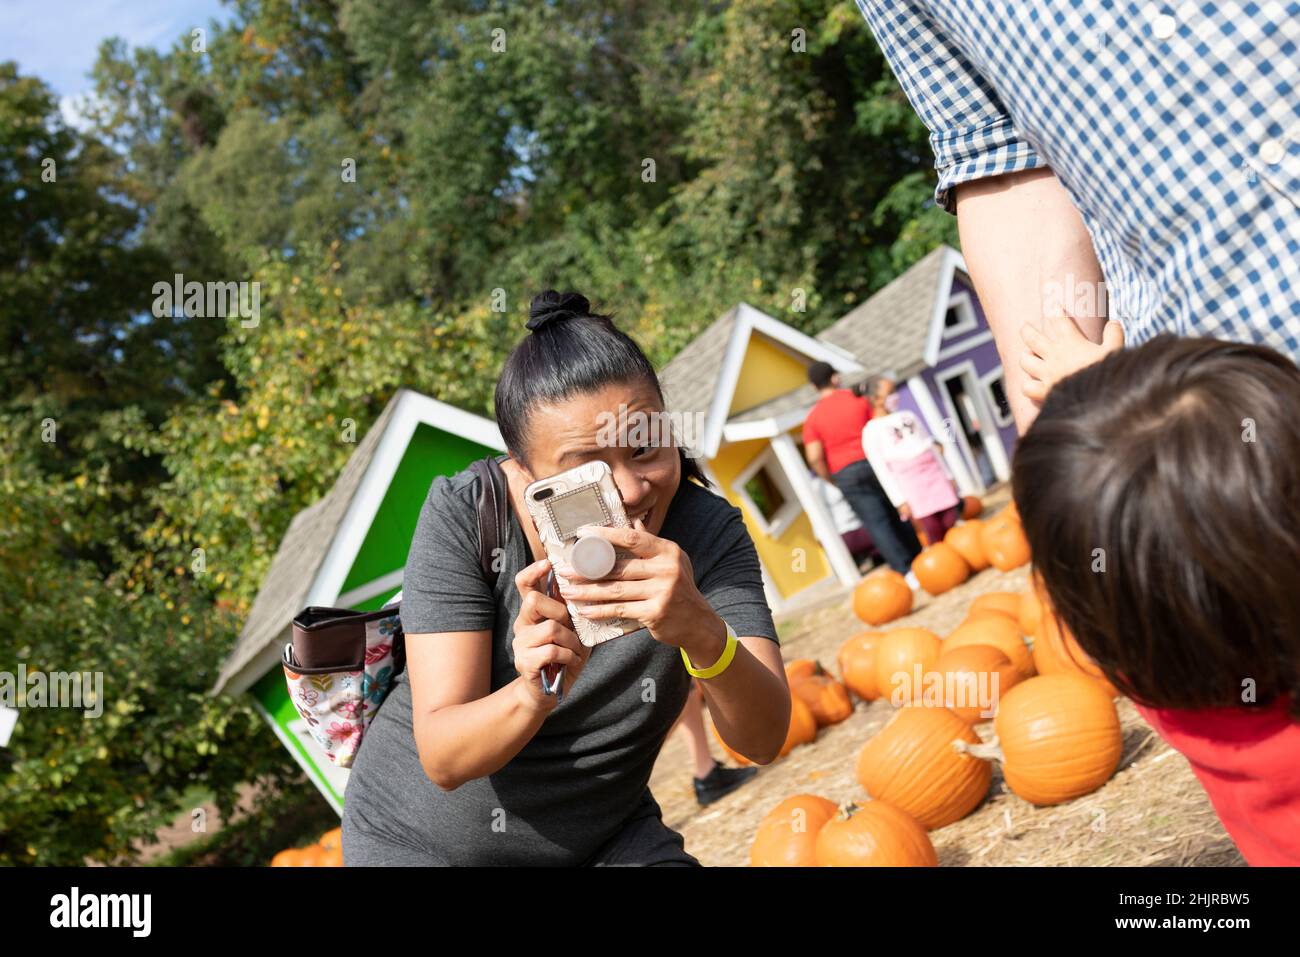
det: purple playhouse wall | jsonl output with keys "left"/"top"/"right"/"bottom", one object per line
{"left": 910, "top": 275, "right": 1019, "bottom": 489}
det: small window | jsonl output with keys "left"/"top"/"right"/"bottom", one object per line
{"left": 732, "top": 445, "right": 803, "bottom": 538}
{"left": 940, "top": 292, "right": 979, "bottom": 338}
{"left": 744, "top": 467, "right": 787, "bottom": 523}
{"left": 987, "top": 374, "right": 1013, "bottom": 428}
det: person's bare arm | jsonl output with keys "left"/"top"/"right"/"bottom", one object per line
{"left": 698, "top": 634, "right": 789, "bottom": 765}
{"left": 954, "top": 167, "right": 1108, "bottom": 433}
{"left": 408, "top": 628, "right": 543, "bottom": 790}
{"left": 804, "top": 439, "right": 832, "bottom": 482}
{"left": 409, "top": 558, "right": 589, "bottom": 790}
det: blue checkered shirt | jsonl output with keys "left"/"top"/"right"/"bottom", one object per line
{"left": 855, "top": 0, "right": 1300, "bottom": 361}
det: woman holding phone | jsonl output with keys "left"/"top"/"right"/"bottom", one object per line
{"left": 341, "top": 290, "right": 789, "bottom": 866}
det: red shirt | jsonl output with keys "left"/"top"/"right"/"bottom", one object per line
{"left": 1132, "top": 697, "right": 1300, "bottom": 866}
{"left": 803, "top": 390, "right": 873, "bottom": 475}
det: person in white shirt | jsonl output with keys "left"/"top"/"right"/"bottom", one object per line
{"left": 862, "top": 377, "right": 961, "bottom": 547}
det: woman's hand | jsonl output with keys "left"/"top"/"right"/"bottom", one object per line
{"left": 512, "top": 557, "right": 591, "bottom": 710}
{"left": 1019, "top": 307, "right": 1125, "bottom": 401}
{"left": 553, "top": 518, "right": 717, "bottom": 654}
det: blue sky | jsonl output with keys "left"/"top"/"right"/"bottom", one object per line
{"left": 0, "top": 0, "right": 231, "bottom": 120}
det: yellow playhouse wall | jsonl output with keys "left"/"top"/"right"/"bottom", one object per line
{"left": 728, "top": 334, "right": 813, "bottom": 415}
{"left": 709, "top": 438, "right": 832, "bottom": 600}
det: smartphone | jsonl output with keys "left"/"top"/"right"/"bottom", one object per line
{"left": 523, "top": 459, "right": 640, "bottom": 647}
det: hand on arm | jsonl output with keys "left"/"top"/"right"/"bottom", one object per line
{"left": 1019, "top": 307, "right": 1125, "bottom": 401}
{"left": 954, "top": 167, "right": 1109, "bottom": 433}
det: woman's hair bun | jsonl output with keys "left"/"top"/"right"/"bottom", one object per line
{"left": 527, "top": 290, "right": 591, "bottom": 332}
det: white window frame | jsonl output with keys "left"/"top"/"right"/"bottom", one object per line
{"left": 980, "top": 367, "right": 1015, "bottom": 430}
{"left": 731, "top": 445, "right": 802, "bottom": 539}
{"left": 933, "top": 359, "right": 1012, "bottom": 486}
{"left": 940, "top": 290, "right": 979, "bottom": 339}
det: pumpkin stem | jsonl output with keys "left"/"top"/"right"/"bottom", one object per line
{"left": 836, "top": 801, "right": 859, "bottom": 821}
{"left": 952, "top": 735, "right": 1005, "bottom": 763}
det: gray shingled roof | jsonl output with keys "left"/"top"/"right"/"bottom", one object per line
{"left": 657, "top": 304, "right": 740, "bottom": 431}
{"left": 211, "top": 389, "right": 406, "bottom": 696}
{"left": 700, "top": 246, "right": 960, "bottom": 427}
{"left": 815, "top": 244, "right": 953, "bottom": 387}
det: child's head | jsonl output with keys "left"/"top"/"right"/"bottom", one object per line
{"left": 1013, "top": 333, "right": 1300, "bottom": 718}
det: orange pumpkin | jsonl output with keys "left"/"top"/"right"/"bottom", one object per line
{"left": 838, "top": 631, "right": 884, "bottom": 701}
{"left": 779, "top": 695, "right": 819, "bottom": 757}
{"left": 814, "top": 801, "right": 938, "bottom": 867}
{"left": 750, "top": 795, "right": 838, "bottom": 867}
{"left": 855, "top": 705, "right": 991, "bottom": 829}
{"left": 317, "top": 843, "right": 344, "bottom": 866}
{"left": 980, "top": 517, "right": 1031, "bottom": 571}
{"left": 784, "top": 659, "right": 823, "bottom": 681}
{"left": 873, "top": 628, "right": 943, "bottom": 705}
{"left": 1018, "top": 587, "right": 1045, "bottom": 638}
{"left": 270, "top": 848, "right": 304, "bottom": 867}
{"left": 911, "top": 543, "right": 971, "bottom": 596}
{"left": 295, "top": 844, "right": 329, "bottom": 867}
{"left": 852, "top": 570, "right": 913, "bottom": 626}
{"left": 936, "top": 644, "right": 1023, "bottom": 723}
{"left": 791, "top": 673, "right": 854, "bottom": 727}
{"left": 943, "top": 521, "right": 990, "bottom": 571}
{"left": 318, "top": 827, "right": 342, "bottom": 852}
{"left": 961, "top": 495, "right": 984, "bottom": 520}
{"left": 968, "top": 592, "right": 1023, "bottom": 622}
{"left": 988, "top": 673, "right": 1123, "bottom": 805}
{"left": 1033, "top": 612, "right": 1121, "bottom": 698}
{"left": 944, "top": 616, "right": 1035, "bottom": 680}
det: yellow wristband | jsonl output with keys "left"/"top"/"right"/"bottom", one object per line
{"left": 680, "top": 620, "right": 738, "bottom": 679}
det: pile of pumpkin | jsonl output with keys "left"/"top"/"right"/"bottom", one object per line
{"left": 716, "top": 502, "right": 1035, "bottom": 769}
{"left": 751, "top": 569, "right": 1126, "bottom": 866}
{"left": 855, "top": 500, "right": 1033, "bottom": 627}
{"left": 270, "top": 826, "right": 343, "bottom": 866}
{"left": 712, "top": 658, "right": 855, "bottom": 766}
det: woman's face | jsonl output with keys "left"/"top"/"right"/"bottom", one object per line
{"left": 518, "top": 379, "right": 681, "bottom": 537}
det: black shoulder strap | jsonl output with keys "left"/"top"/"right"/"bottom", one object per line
{"left": 469, "top": 453, "right": 511, "bottom": 589}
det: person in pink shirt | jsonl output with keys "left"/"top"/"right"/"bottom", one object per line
{"left": 1015, "top": 313, "right": 1300, "bottom": 866}
{"left": 861, "top": 376, "right": 961, "bottom": 548}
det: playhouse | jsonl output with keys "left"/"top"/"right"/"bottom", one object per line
{"left": 658, "top": 245, "right": 1016, "bottom": 614}
{"left": 210, "top": 389, "right": 504, "bottom": 811}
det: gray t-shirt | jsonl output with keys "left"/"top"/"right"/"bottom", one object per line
{"left": 341, "top": 460, "right": 779, "bottom": 865}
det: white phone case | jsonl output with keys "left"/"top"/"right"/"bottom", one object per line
{"left": 523, "top": 460, "right": 640, "bottom": 647}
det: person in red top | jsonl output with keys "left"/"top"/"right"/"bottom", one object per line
{"left": 1013, "top": 318, "right": 1300, "bottom": 866}
{"left": 802, "top": 362, "right": 922, "bottom": 580}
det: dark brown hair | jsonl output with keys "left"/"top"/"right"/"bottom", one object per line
{"left": 1012, "top": 334, "right": 1300, "bottom": 720}
{"left": 494, "top": 290, "right": 712, "bottom": 489}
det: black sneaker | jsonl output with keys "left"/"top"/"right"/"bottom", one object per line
{"left": 693, "top": 763, "right": 758, "bottom": 807}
